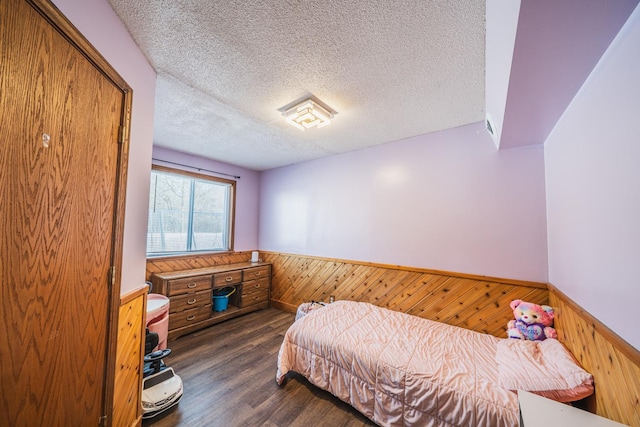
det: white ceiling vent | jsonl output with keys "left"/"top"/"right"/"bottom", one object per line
{"left": 485, "top": 113, "right": 500, "bottom": 147}
{"left": 486, "top": 118, "right": 494, "bottom": 135}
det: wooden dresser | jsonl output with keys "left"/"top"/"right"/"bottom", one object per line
{"left": 150, "top": 262, "right": 271, "bottom": 340}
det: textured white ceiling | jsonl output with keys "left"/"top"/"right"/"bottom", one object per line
{"left": 108, "top": 0, "right": 486, "bottom": 171}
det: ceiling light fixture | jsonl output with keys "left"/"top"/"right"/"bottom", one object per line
{"left": 282, "top": 98, "right": 334, "bottom": 131}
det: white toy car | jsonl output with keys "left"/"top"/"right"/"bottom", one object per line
{"left": 141, "top": 349, "right": 184, "bottom": 419}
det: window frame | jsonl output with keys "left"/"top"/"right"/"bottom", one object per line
{"left": 146, "top": 164, "right": 236, "bottom": 258}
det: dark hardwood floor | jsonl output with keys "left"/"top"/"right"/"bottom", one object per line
{"left": 143, "top": 308, "right": 377, "bottom": 427}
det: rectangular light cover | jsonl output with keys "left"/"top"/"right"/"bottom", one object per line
{"left": 283, "top": 99, "right": 333, "bottom": 130}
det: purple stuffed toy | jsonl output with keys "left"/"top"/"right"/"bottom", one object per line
{"left": 507, "top": 299, "right": 557, "bottom": 341}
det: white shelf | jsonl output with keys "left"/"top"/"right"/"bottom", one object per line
{"left": 518, "top": 390, "right": 628, "bottom": 427}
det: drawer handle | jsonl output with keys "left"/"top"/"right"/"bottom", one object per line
{"left": 186, "top": 315, "right": 196, "bottom": 321}
{"left": 253, "top": 283, "right": 261, "bottom": 289}
{"left": 187, "top": 298, "right": 197, "bottom": 305}
{"left": 187, "top": 282, "right": 197, "bottom": 289}
{"left": 254, "top": 272, "right": 262, "bottom": 276}
{"left": 225, "top": 276, "right": 233, "bottom": 282}
{"left": 253, "top": 296, "right": 260, "bottom": 300}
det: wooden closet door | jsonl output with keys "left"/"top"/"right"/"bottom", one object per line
{"left": 0, "top": 1, "right": 128, "bottom": 425}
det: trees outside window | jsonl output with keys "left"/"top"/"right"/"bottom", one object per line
{"left": 147, "top": 166, "right": 235, "bottom": 255}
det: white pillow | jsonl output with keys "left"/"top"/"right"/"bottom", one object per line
{"left": 495, "top": 338, "right": 594, "bottom": 402}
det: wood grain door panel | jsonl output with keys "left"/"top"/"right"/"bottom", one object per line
{"left": 0, "top": 1, "right": 127, "bottom": 425}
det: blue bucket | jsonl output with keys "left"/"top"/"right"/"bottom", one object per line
{"left": 213, "top": 287, "right": 236, "bottom": 312}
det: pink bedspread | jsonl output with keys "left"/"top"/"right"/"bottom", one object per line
{"left": 276, "top": 301, "right": 519, "bottom": 427}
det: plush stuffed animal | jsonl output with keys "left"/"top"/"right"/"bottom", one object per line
{"left": 507, "top": 299, "right": 557, "bottom": 341}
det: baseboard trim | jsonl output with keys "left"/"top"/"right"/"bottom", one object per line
{"left": 271, "top": 299, "right": 298, "bottom": 314}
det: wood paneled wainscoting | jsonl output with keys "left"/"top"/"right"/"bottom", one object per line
{"left": 145, "top": 251, "right": 547, "bottom": 339}
{"left": 263, "top": 252, "right": 548, "bottom": 338}
{"left": 549, "top": 285, "right": 640, "bottom": 427}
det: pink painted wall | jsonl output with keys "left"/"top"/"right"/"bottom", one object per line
{"left": 152, "top": 147, "right": 260, "bottom": 251}
{"left": 500, "top": 0, "right": 638, "bottom": 149}
{"left": 52, "top": 0, "right": 156, "bottom": 294}
{"left": 259, "top": 122, "right": 548, "bottom": 282}
{"left": 545, "top": 4, "right": 640, "bottom": 350}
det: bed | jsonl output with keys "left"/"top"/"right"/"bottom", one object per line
{"left": 276, "top": 300, "right": 594, "bottom": 427}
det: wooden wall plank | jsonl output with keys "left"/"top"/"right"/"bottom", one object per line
{"left": 341, "top": 265, "right": 386, "bottom": 301}
{"left": 398, "top": 274, "right": 451, "bottom": 314}
{"left": 550, "top": 286, "right": 640, "bottom": 427}
{"left": 261, "top": 252, "right": 548, "bottom": 338}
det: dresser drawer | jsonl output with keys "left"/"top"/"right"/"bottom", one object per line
{"left": 241, "top": 288, "right": 268, "bottom": 307}
{"left": 213, "top": 270, "right": 242, "bottom": 286}
{"left": 241, "top": 277, "right": 269, "bottom": 307}
{"left": 167, "top": 275, "right": 212, "bottom": 296}
{"left": 241, "top": 277, "right": 269, "bottom": 294}
{"left": 169, "top": 304, "right": 212, "bottom": 330}
{"left": 170, "top": 289, "right": 211, "bottom": 313}
{"left": 242, "top": 265, "right": 270, "bottom": 281}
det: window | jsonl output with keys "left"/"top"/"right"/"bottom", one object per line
{"left": 146, "top": 166, "right": 235, "bottom": 256}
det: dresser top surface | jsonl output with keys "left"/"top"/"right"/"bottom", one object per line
{"left": 152, "top": 262, "right": 270, "bottom": 280}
